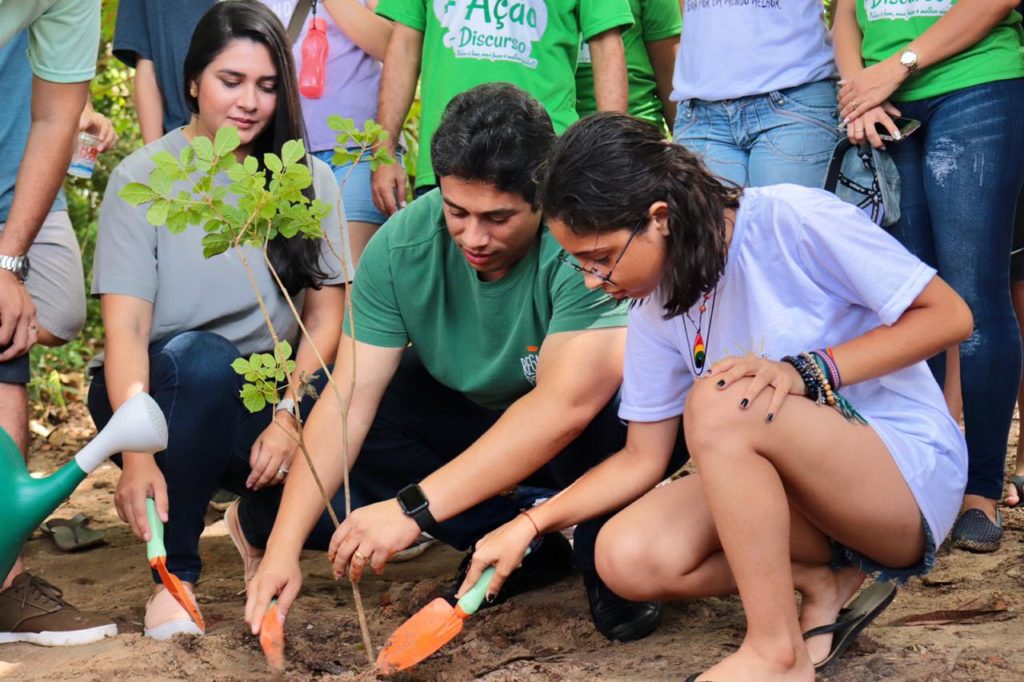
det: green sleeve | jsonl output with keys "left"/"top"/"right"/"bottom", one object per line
{"left": 375, "top": 0, "right": 426, "bottom": 32}
{"left": 579, "top": 0, "right": 635, "bottom": 41}
{"left": 547, "top": 265, "right": 629, "bottom": 335}
{"left": 344, "top": 228, "right": 410, "bottom": 348}
{"left": 28, "top": 0, "right": 99, "bottom": 82}
{"left": 641, "top": 0, "right": 682, "bottom": 43}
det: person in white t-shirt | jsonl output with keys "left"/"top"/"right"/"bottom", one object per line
{"left": 672, "top": 0, "right": 841, "bottom": 188}
{"left": 454, "top": 115, "right": 971, "bottom": 680}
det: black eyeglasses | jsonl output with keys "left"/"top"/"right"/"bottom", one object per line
{"left": 557, "top": 219, "right": 647, "bottom": 285}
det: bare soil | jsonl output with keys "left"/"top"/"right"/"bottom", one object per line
{"left": 2, "top": 401, "right": 1021, "bottom": 681}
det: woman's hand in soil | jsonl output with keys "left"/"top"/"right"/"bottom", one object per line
{"left": 710, "top": 355, "right": 806, "bottom": 422}
{"left": 846, "top": 101, "right": 902, "bottom": 149}
{"left": 114, "top": 453, "right": 168, "bottom": 542}
{"left": 456, "top": 513, "right": 537, "bottom": 602}
{"left": 327, "top": 500, "right": 421, "bottom": 583}
{"left": 247, "top": 413, "right": 298, "bottom": 491}
{"left": 838, "top": 58, "right": 907, "bottom": 124}
{"left": 245, "top": 552, "right": 303, "bottom": 635}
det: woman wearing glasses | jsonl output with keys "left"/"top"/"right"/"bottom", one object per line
{"left": 457, "top": 114, "right": 971, "bottom": 680}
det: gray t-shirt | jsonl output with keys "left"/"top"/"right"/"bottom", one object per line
{"left": 93, "top": 128, "right": 350, "bottom": 358}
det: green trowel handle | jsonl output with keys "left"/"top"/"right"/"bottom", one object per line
{"left": 456, "top": 566, "right": 494, "bottom": 616}
{"left": 145, "top": 497, "right": 166, "bottom": 560}
{"left": 455, "top": 545, "right": 532, "bottom": 616}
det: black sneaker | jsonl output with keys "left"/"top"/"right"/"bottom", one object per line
{"left": 444, "top": 532, "right": 574, "bottom": 607}
{"left": 583, "top": 569, "right": 662, "bottom": 642}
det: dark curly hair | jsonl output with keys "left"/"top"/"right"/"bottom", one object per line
{"left": 431, "top": 83, "right": 555, "bottom": 209}
{"left": 184, "top": 0, "right": 327, "bottom": 294}
{"left": 538, "top": 113, "right": 740, "bottom": 318}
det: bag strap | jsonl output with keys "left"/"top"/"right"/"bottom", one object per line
{"left": 823, "top": 138, "right": 852, "bottom": 195}
{"left": 286, "top": 0, "right": 313, "bottom": 45}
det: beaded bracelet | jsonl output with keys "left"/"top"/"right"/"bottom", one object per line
{"left": 781, "top": 354, "right": 821, "bottom": 402}
{"left": 812, "top": 349, "right": 842, "bottom": 391}
{"left": 782, "top": 352, "right": 867, "bottom": 425}
{"left": 803, "top": 352, "right": 836, "bottom": 407}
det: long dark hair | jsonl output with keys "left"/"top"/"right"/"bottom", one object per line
{"left": 539, "top": 114, "right": 740, "bottom": 318}
{"left": 184, "top": 0, "right": 327, "bottom": 294}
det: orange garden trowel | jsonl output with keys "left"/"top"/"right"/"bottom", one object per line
{"left": 260, "top": 600, "right": 286, "bottom": 672}
{"left": 145, "top": 498, "right": 205, "bottom": 632}
{"left": 376, "top": 565, "right": 496, "bottom": 674}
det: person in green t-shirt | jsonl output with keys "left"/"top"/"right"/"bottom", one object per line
{"left": 575, "top": 0, "right": 680, "bottom": 129}
{"left": 241, "top": 84, "right": 685, "bottom": 643}
{"left": 834, "top": 0, "right": 1024, "bottom": 554}
{"left": 369, "top": 0, "right": 634, "bottom": 217}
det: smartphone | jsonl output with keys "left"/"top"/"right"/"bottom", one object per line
{"left": 876, "top": 117, "right": 920, "bottom": 142}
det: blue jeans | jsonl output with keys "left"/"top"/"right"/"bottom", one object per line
{"left": 673, "top": 79, "right": 842, "bottom": 187}
{"left": 87, "top": 331, "right": 318, "bottom": 585}
{"left": 313, "top": 147, "right": 402, "bottom": 225}
{"left": 238, "top": 349, "right": 689, "bottom": 573}
{"left": 888, "top": 78, "right": 1024, "bottom": 501}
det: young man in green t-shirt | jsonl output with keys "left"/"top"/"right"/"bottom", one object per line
{"left": 369, "top": 0, "right": 633, "bottom": 216}
{"left": 575, "top": 0, "right": 680, "bottom": 129}
{"left": 239, "top": 84, "right": 684, "bottom": 643}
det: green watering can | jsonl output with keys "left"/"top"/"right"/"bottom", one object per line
{"left": 0, "top": 393, "right": 167, "bottom": 580}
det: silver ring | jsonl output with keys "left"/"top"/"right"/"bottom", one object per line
{"left": 277, "top": 466, "right": 288, "bottom": 478}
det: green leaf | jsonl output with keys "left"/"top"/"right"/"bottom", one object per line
{"left": 264, "top": 153, "right": 283, "bottom": 174}
{"left": 243, "top": 155, "right": 259, "bottom": 174}
{"left": 193, "top": 135, "right": 214, "bottom": 163}
{"left": 281, "top": 139, "right": 305, "bottom": 166}
{"left": 145, "top": 199, "right": 170, "bottom": 226}
{"left": 149, "top": 167, "right": 176, "bottom": 195}
{"left": 214, "top": 126, "right": 241, "bottom": 157}
{"left": 201, "top": 232, "right": 231, "bottom": 258}
{"left": 240, "top": 384, "right": 266, "bottom": 413}
{"left": 119, "top": 182, "right": 159, "bottom": 206}
{"left": 166, "top": 210, "right": 190, "bottom": 234}
{"left": 230, "top": 358, "right": 251, "bottom": 375}
{"left": 275, "top": 340, "right": 293, "bottom": 364}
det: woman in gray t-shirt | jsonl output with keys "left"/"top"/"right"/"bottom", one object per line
{"left": 87, "top": 1, "right": 350, "bottom": 641}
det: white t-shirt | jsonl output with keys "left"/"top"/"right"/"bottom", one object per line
{"left": 620, "top": 185, "right": 967, "bottom": 545}
{"left": 672, "top": 0, "right": 836, "bottom": 102}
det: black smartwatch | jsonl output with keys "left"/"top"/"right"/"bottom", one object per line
{"left": 396, "top": 483, "right": 438, "bottom": 532}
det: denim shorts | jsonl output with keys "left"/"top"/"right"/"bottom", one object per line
{"left": 829, "top": 513, "right": 936, "bottom": 584}
{"left": 673, "top": 78, "right": 842, "bottom": 188}
{"left": 312, "top": 147, "right": 403, "bottom": 225}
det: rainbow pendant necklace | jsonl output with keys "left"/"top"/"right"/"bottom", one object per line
{"left": 682, "top": 285, "right": 718, "bottom": 376}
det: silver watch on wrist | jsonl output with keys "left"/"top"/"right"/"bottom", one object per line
{"left": 0, "top": 254, "right": 30, "bottom": 281}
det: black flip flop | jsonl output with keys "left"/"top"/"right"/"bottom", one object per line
{"left": 39, "top": 513, "right": 106, "bottom": 552}
{"left": 804, "top": 581, "right": 898, "bottom": 671}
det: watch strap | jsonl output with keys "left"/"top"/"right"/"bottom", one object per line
{"left": 411, "top": 506, "right": 438, "bottom": 533}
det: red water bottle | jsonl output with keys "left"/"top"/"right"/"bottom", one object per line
{"left": 299, "top": 17, "right": 329, "bottom": 99}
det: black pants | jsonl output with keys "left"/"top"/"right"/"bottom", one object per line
{"left": 239, "top": 349, "right": 688, "bottom": 572}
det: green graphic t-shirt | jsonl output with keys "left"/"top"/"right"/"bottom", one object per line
{"left": 857, "top": 0, "right": 1024, "bottom": 101}
{"left": 346, "top": 189, "right": 628, "bottom": 410}
{"left": 376, "top": 0, "right": 634, "bottom": 188}
{"left": 575, "top": 0, "right": 680, "bottom": 126}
